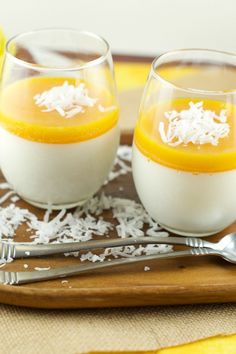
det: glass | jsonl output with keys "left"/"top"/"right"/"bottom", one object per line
{"left": 132, "top": 49, "right": 236, "bottom": 236}
{"left": 0, "top": 29, "right": 119, "bottom": 209}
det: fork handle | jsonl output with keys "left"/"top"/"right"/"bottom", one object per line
{"left": 12, "top": 248, "right": 215, "bottom": 285}
{"left": 3, "top": 235, "right": 214, "bottom": 260}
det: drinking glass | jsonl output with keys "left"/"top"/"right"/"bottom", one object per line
{"left": 0, "top": 29, "right": 119, "bottom": 209}
{"left": 132, "top": 49, "right": 236, "bottom": 236}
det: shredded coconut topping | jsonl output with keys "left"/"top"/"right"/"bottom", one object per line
{"left": 0, "top": 146, "right": 172, "bottom": 265}
{"left": 34, "top": 81, "right": 97, "bottom": 118}
{"left": 159, "top": 101, "right": 230, "bottom": 147}
{"left": 98, "top": 104, "right": 116, "bottom": 113}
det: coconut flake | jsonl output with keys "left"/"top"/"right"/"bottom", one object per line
{"left": 98, "top": 104, "right": 116, "bottom": 113}
{"left": 0, "top": 204, "right": 35, "bottom": 239}
{"left": 10, "top": 196, "right": 20, "bottom": 203}
{"left": 105, "top": 145, "right": 132, "bottom": 184}
{"left": 117, "top": 145, "right": 132, "bottom": 162}
{"left": 34, "top": 81, "right": 97, "bottom": 118}
{"left": 34, "top": 266, "right": 51, "bottom": 271}
{"left": 159, "top": 101, "right": 230, "bottom": 147}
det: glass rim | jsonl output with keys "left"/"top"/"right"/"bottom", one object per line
{"left": 150, "top": 48, "right": 236, "bottom": 96}
{"left": 5, "top": 28, "right": 111, "bottom": 72}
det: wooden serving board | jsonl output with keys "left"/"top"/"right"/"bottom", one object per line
{"left": 0, "top": 166, "right": 236, "bottom": 309}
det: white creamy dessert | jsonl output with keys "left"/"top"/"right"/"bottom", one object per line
{"left": 0, "top": 126, "right": 119, "bottom": 208}
{"left": 133, "top": 144, "right": 236, "bottom": 236}
{"left": 133, "top": 100, "right": 236, "bottom": 236}
{"left": 0, "top": 77, "right": 119, "bottom": 208}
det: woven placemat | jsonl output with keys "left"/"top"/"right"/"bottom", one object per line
{"left": 0, "top": 303, "right": 235, "bottom": 354}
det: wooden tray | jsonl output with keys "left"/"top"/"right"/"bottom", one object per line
{"left": 0, "top": 166, "right": 236, "bottom": 309}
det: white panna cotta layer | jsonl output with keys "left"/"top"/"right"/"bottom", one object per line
{"left": 0, "top": 125, "right": 119, "bottom": 208}
{"left": 132, "top": 143, "right": 236, "bottom": 236}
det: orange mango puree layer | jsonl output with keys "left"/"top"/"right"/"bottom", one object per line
{"left": 0, "top": 77, "right": 119, "bottom": 144}
{"left": 134, "top": 98, "right": 236, "bottom": 173}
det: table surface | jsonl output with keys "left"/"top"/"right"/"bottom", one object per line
{"left": 1, "top": 57, "right": 236, "bottom": 353}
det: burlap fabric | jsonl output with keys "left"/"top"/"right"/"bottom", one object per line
{"left": 0, "top": 303, "right": 235, "bottom": 354}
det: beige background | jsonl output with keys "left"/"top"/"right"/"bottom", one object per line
{"left": 0, "top": 303, "right": 235, "bottom": 353}
{"left": 1, "top": 0, "right": 236, "bottom": 55}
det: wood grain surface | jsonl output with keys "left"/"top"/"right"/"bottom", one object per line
{"left": 0, "top": 166, "right": 236, "bottom": 309}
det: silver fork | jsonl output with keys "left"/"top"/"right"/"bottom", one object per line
{"left": 0, "top": 232, "right": 236, "bottom": 285}
{"left": 0, "top": 247, "right": 215, "bottom": 285}
{"left": 0, "top": 235, "right": 220, "bottom": 262}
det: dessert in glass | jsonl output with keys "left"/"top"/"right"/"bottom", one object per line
{"left": 0, "top": 29, "right": 119, "bottom": 209}
{"left": 132, "top": 49, "right": 236, "bottom": 236}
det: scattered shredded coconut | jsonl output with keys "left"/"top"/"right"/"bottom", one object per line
{"left": 61, "top": 280, "right": 69, "bottom": 284}
{"left": 28, "top": 208, "right": 68, "bottom": 243}
{"left": 34, "top": 267, "right": 51, "bottom": 271}
{"left": 11, "top": 195, "right": 20, "bottom": 203}
{"left": 72, "top": 193, "right": 171, "bottom": 261}
{"left": 106, "top": 145, "right": 132, "bottom": 183}
{"left": 117, "top": 145, "right": 132, "bottom": 162}
{"left": 0, "top": 145, "right": 172, "bottom": 263}
{"left": 43, "top": 204, "right": 52, "bottom": 223}
{"left": 23, "top": 264, "right": 29, "bottom": 269}
{"left": 159, "top": 101, "right": 229, "bottom": 147}
{"left": 0, "top": 204, "right": 35, "bottom": 239}
{"left": 34, "top": 81, "right": 97, "bottom": 118}
{"left": 144, "top": 266, "right": 150, "bottom": 271}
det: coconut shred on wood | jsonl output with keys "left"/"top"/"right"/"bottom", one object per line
{"left": 159, "top": 101, "right": 230, "bottom": 147}
{"left": 0, "top": 146, "right": 172, "bottom": 265}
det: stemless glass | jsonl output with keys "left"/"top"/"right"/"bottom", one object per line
{"left": 132, "top": 49, "right": 236, "bottom": 236}
{"left": 0, "top": 29, "right": 119, "bottom": 209}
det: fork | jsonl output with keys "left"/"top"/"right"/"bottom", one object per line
{"left": 0, "top": 247, "right": 214, "bottom": 285}
{"left": 1, "top": 233, "right": 235, "bottom": 285}
{"left": 0, "top": 235, "right": 214, "bottom": 262}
